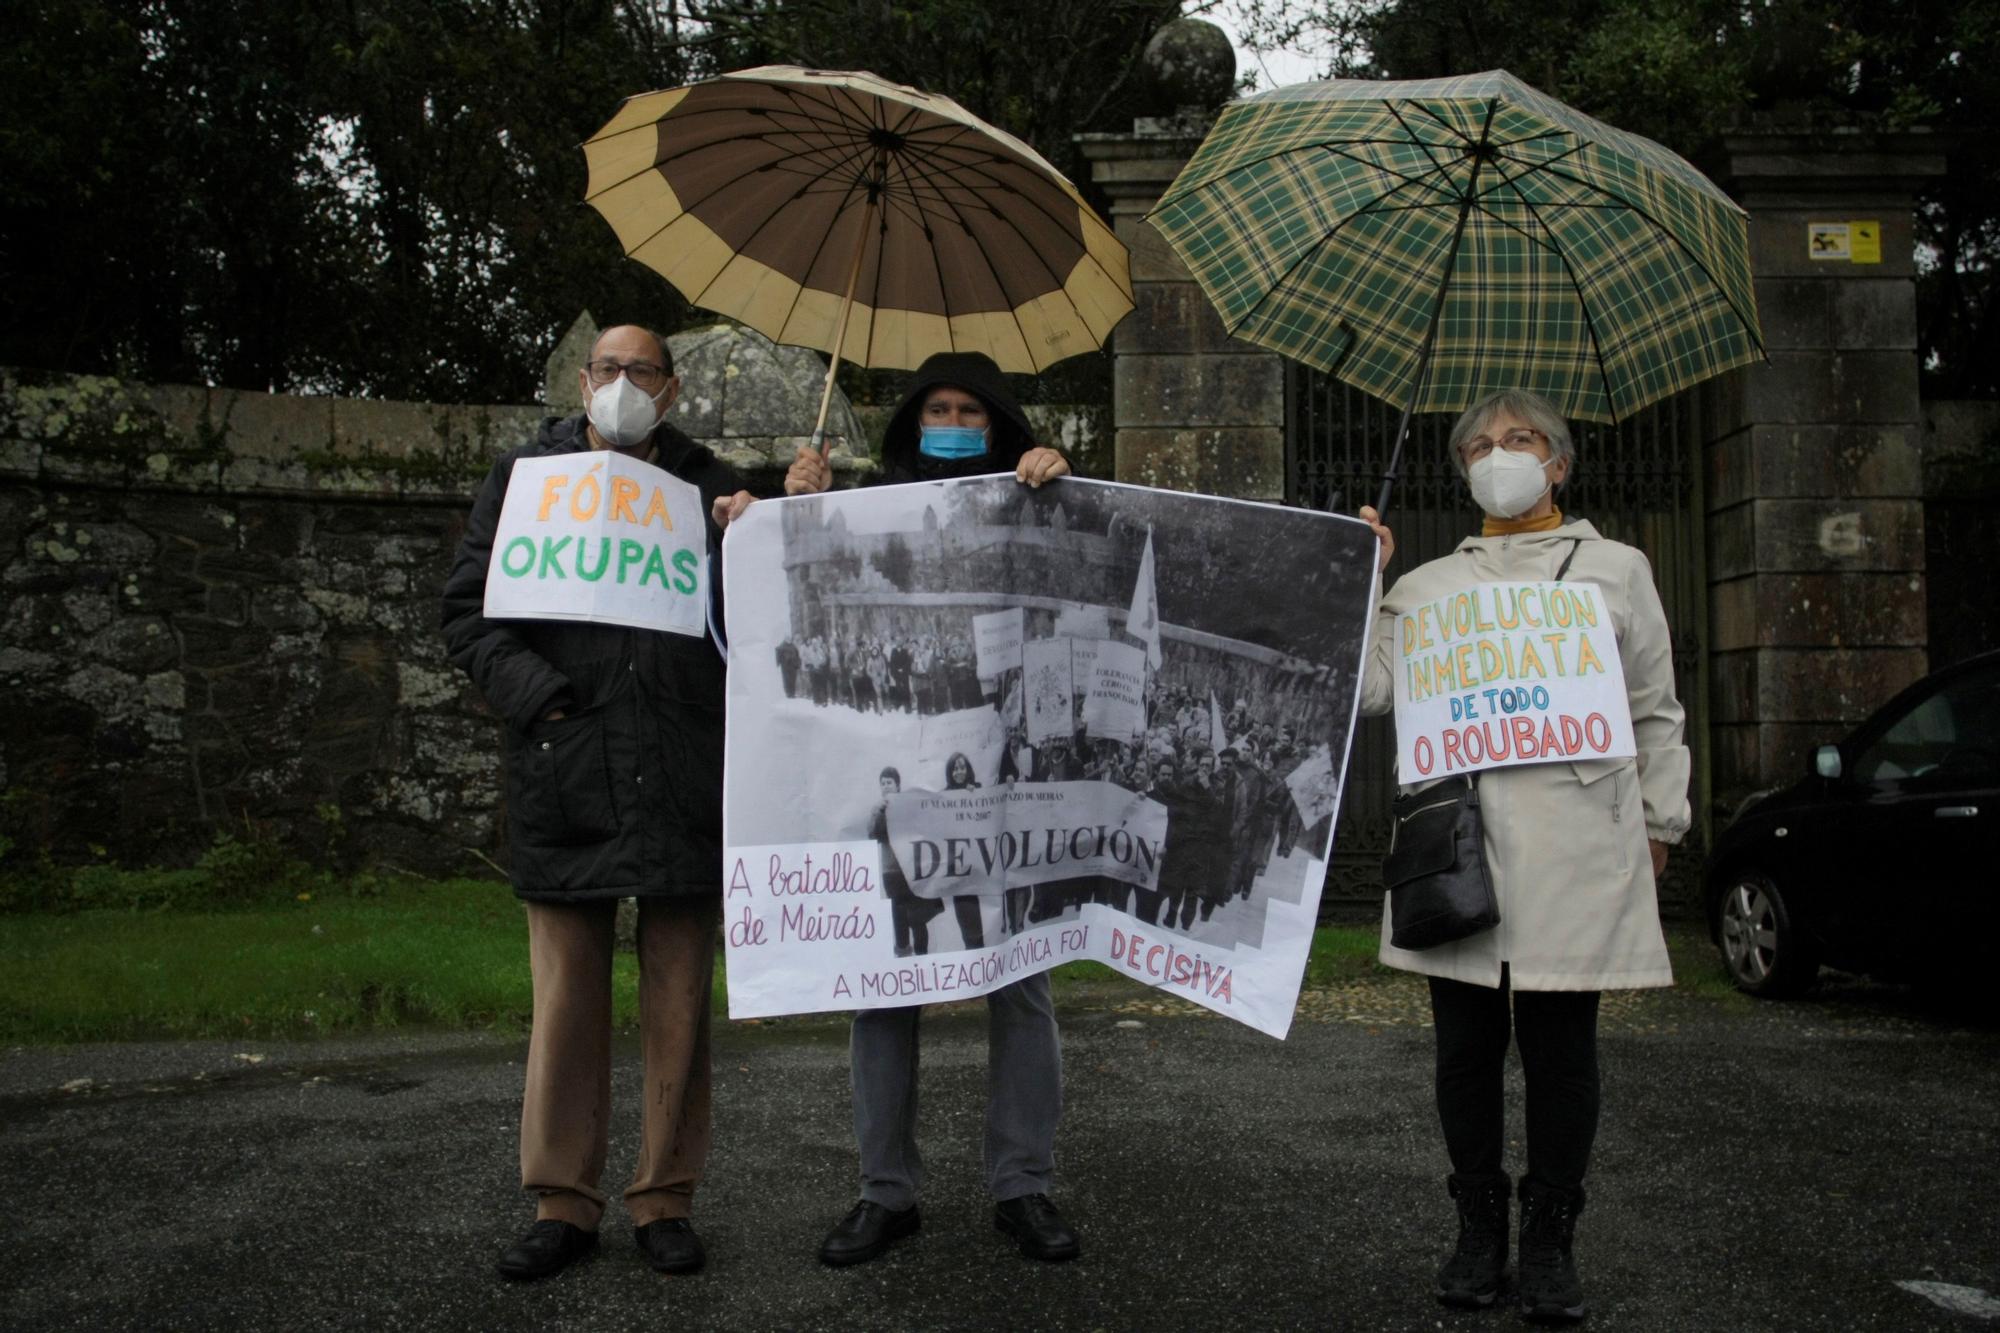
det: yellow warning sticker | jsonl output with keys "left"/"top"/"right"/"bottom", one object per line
{"left": 1809, "top": 223, "right": 1850, "bottom": 260}
{"left": 1850, "top": 221, "right": 1881, "bottom": 264}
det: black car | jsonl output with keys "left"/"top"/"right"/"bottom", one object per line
{"left": 1704, "top": 649, "right": 2000, "bottom": 996}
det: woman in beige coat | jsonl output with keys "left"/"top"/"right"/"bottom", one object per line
{"left": 1357, "top": 389, "right": 1690, "bottom": 1323}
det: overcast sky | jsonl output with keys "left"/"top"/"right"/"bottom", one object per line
{"left": 1203, "top": 4, "right": 1330, "bottom": 92}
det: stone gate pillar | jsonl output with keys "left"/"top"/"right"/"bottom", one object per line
{"left": 1077, "top": 22, "right": 1288, "bottom": 500}
{"left": 1707, "top": 124, "right": 1948, "bottom": 802}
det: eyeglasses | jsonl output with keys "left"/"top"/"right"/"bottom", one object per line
{"left": 1462, "top": 427, "right": 1548, "bottom": 461}
{"left": 584, "top": 358, "right": 671, "bottom": 391}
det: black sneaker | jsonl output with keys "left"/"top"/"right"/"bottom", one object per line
{"left": 495, "top": 1219, "right": 597, "bottom": 1281}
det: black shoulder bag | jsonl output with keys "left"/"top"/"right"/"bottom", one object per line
{"left": 1382, "top": 537, "right": 1581, "bottom": 949}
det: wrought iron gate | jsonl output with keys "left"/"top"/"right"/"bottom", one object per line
{"left": 1287, "top": 365, "right": 1711, "bottom": 915}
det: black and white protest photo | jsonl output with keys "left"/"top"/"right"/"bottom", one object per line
{"left": 722, "top": 474, "right": 1376, "bottom": 1036}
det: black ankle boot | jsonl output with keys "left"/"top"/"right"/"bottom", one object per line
{"left": 1517, "top": 1178, "right": 1587, "bottom": 1323}
{"left": 1436, "top": 1172, "right": 1510, "bottom": 1308}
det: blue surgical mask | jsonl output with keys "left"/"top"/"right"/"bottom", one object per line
{"left": 918, "top": 424, "right": 988, "bottom": 460}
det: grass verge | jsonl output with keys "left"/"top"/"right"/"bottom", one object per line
{"left": 1, "top": 880, "right": 551, "bottom": 1044}
{"left": 2, "top": 883, "right": 1727, "bottom": 1045}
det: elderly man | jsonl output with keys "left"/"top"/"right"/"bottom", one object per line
{"left": 441, "top": 324, "right": 739, "bottom": 1282}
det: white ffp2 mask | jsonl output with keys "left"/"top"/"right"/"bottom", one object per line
{"left": 1468, "top": 448, "right": 1554, "bottom": 518}
{"left": 587, "top": 373, "right": 667, "bottom": 449}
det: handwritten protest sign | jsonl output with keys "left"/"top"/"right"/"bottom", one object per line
{"left": 484, "top": 451, "right": 706, "bottom": 636}
{"left": 1392, "top": 580, "right": 1635, "bottom": 779}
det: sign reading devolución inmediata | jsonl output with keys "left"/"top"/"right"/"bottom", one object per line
{"left": 484, "top": 451, "right": 707, "bottom": 636}
{"left": 1393, "top": 580, "right": 1635, "bottom": 780}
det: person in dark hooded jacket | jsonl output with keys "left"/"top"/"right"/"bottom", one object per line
{"left": 442, "top": 324, "right": 738, "bottom": 1284}
{"left": 711, "top": 352, "right": 1078, "bottom": 1268}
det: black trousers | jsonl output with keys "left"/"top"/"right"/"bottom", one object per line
{"left": 1427, "top": 971, "right": 1600, "bottom": 1192}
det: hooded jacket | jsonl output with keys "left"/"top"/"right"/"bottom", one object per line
{"left": 875, "top": 352, "right": 1036, "bottom": 485}
{"left": 440, "top": 414, "right": 741, "bottom": 902}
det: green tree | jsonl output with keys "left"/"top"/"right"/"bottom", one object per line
{"left": 1, "top": 1, "right": 701, "bottom": 400}
{"left": 1, "top": 0, "right": 1186, "bottom": 404}
{"left": 1234, "top": 0, "right": 2000, "bottom": 396}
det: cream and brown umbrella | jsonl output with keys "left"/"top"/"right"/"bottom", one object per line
{"left": 583, "top": 65, "right": 1133, "bottom": 451}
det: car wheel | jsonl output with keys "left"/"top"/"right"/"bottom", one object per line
{"left": 1714, "top": 871, "right": 1819, "bottom": 997}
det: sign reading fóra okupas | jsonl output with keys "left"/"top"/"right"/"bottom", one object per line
{"left": 483, "top": 451, "right": 707, "bottom": 636}
{"left": 1392, "top": 580, "right": 1635, "bottom": 778}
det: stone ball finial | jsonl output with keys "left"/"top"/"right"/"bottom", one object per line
{"left": 1142, "top": 18, "right": 1236, "bottom": 114}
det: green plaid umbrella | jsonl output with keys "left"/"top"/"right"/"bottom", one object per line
{"left": 1149, "top": 69, "right": 1764, "bottom": 512}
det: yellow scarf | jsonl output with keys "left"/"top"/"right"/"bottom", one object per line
{"left": 1481, "top": 507, "right": 1564, "bottom": 538}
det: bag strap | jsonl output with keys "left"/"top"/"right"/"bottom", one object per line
{"left": 1553, "top": 537, "right": 1583, "bottom": 583}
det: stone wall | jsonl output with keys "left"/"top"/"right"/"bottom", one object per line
{"left": 1706, "top": 127, "right": 1944, "bottom": 804}
{"left": 0, "top": 370, "right": 546, "bottom": 874}
{"left": 0, "top": 366, "right": 1106, "bottom": 877}
{"left": 1923, "top": 399, "right": 2000, "bottom": 672}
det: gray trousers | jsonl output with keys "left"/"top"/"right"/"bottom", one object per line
{"left": 849, "top": 973, "right": 1062, "bottom": 1210}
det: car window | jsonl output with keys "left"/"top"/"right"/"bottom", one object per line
{"left": 1851, "top": 664, "right": 2000, "bottom": 789}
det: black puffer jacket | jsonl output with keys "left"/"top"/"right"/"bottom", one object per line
{"left": 441, "top": 415, "right": 740, "bottom": 902}
{"left": 876, "top": 351, "right": 1037, "bottom": 485}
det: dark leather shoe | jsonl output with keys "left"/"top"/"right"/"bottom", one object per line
{"left": 818, "top": 1200, "right": 920, "bottom": 1267}
{"left": 495, "top": 1219, "right": 597, "bottom": 1281}
{"left": 994, "top": 1193, "right": 1080, "bottom": 1262}
{"left": 634, "top": 1217, "right": 705, "bottom": 1274}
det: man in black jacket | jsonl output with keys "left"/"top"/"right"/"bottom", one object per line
{"left": 441, "top": 324, "right": 739, "bottom": 1282}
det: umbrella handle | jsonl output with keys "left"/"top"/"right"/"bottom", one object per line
{"left": 811, "top": 151, "right": 886, "bottom": 458}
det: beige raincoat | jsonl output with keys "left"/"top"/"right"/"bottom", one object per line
{"left": 1360, "top": 519, "right": 1690, "bottom": 991}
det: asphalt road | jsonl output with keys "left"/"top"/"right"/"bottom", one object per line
{"left": 3, "top": 973, "right": 1997, "bottom": 1331}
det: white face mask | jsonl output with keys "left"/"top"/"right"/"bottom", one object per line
{"left": 1467, "top": 448, "right": 1555, "bottom": 518}
{"left": 586, "top": 372, "right": 668, "bottom": 449}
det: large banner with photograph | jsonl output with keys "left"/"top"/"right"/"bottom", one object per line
{"left": 720, "top": 475, "right": 1377, "bottom": 1038}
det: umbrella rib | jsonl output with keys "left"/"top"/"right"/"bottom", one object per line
{"left": 1478, "top": 141, "right": 1591, "bottom": 204}
{"left": 1153, "top": 133, "right": 1469, "bottom": 212}
{"left": 1490, "top": 128, "right": 1572, "bottom": 151}
{"left": 1506, "top": 160, "right": 1765, "bottom": 356}
{"left": 882, "top": 149, "right": 960, "bottom": 353}
{"left": 1485, "top": 157, "right": 1623, "bottom": 420}
{"left": 777, "top": 81, "right": 887, "bottom": 143}
{"left": 694, "top": 130, "right": 877, "bottom": 327}
{"left": 608, "top": 81, "right": 900, "bottom": 266}
{"left": 894, "top": 136, "right": 1073, "bottom": 295}
{"left": 1398, "top": 97, "right": 1480, "bottom": 151}
{"left": 1220, "top": 167, "right": 1449, "bottom": 340}
{"left": 588, "top": 125, "right": 873, "bottom": 201}
{"left": 1384, "top": 101, "right": 1471, "bottom": 200}
{"left": 1318, "top": 145, "right": 1465, "bottom": 203}
{"left": 619, "top": 123, "right": 878, "bottom": 262}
